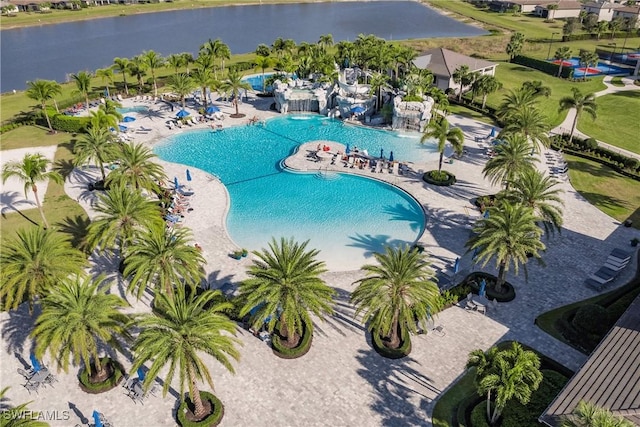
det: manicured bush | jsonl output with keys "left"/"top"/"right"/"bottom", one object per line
{"left": 177, "top": 391, "right": 224, "bottom": 427}
{"left": 606, "top": 287, "right": 640, "bottom": 321}
{"left": 50, "top": 113, "right": 90, "bottom": 133}
{"left": 470, "top": 401, "right": 492, "bottom": 427}
{"left": 512, "top": 55, "right": 572, "bottom": 79}
{"left": 77, "top": 357, "right": 124, "bottom": 394}
{"left": 422, "top": 170, "right": 456, "bottom": 186}
{"left": 572, "top": 304, "right": 611, "bottom": 335}
{"left": 271, "top": 321, "right": 313, "bottom": 359}
{"left": 555, "top": 311, "right": 602, "bottom": 352}
{"left": 457, "top": 393, "right": 482, "bottom": 426}
{"left": 371, "top": 325, "right": 411, "bottom": 359}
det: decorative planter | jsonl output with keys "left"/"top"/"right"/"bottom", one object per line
{"left": 78, "top": 357, "right": 125, "bottom": 394}
{"left": 370, "top": 325, "right": 411, "bottom": 359}
{"left": 463, "top": 272, "right": 516, "bottom": 303}
{"left": 271, "top": 321, "right": 313, "bottom": 359}
{"left": 422, "top": 170, "right": 456, "bottom": 186}
{"left": 177, "top": 391, "right": 224, "bottom": 427}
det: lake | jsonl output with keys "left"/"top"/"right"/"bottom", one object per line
{"left": 0, "top": 1, "right": 485, "bottom": 92}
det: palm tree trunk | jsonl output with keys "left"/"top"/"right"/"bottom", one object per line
{"left": 438, "top": 151, "right": 444, "bottom": 173}
{"left": 557, "top": 63, "right": 564, "bottom": 78}
{"left": 569, "top": 109, "right": 579, "bottom": 144}
{"left": 85, "top": 95, "right": 90, "bottom": 112}
{"left": 262, "top": 69, "right": 266, "bottom": 93}
{"left": 97, "top": 158, "right": 107, "bottom": 181}
{"left": 122, "top": 73, "right": 129, "bottom": 95}
{"left": 482, "top": 94, "right": 488, "bottom": 110}
{"left": 486, "top": 390, "right": 492, "bottom": 423}
{"left": 32, "top": 184, "right": 49, "bottom": 229}
{"left": 388, "top": 309, "right": 400, "bottom": 348}
{"left": 202, "top": 86, "right": 208, "bottom": 109}
{"left": 152, "top": 72, "right": 158, "bottom": 97}
{"left": 490, "top": 402, "right": 502, "bottom": 425}
{"left": 53, "top": 99, "right": 60, "bottom": 113}
{"left": 41, "top": 102, "right": 53, "bottom": 132}
{"left": 234, "top": 94, "right": 240, "bottom": 116}
{"left": 187, "top": 365, "right": 207, "bottom": 420}
{"left": 496, "top": 261, "right": 506, "bottom": 293}
{"left": 458, "top": 87, "right": 463, "bottom": 103}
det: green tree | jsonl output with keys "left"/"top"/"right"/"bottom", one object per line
{"left": 609, "top": 18, "right": 623, "bottom": 39}
{"left": 191, "top": 66, "right": 217, "bottom": 109}
{"left": 578, "top": 50, "right": 600, "bottom": 81}
{"left": 351, "top": 245, "right": 440, "bottom": 349}
{"left": 496, "top": 87, "right": 538, "bottom": 122}
{"left": 508, "top": 169, "right": 564, "bottom": 234}
{"left": 546, "top": 4, "right": 558, "bottom": 21}
{"left": 25, "top": 80, "right": 61, "bottom": 132}
{"left": 554, "top": 47, "right": 573, "bottom": 77}
{"left": 253, "top": 56, "right": 275, "bottom": 93}
{"left": 1, "top": 153, "right": 63, "bottom": 229}
{"left": 166, "top": 53, "right": 186, "bottom": 76}
{"left": 95, "top": 68, "right": 114, "bottom": 98}
{"left": 32, "top": 274, "right": 130, "bottom": 381}
{"left": 200, "top": 38, "right": 231, "bottom": 77}
{"left": 522, "top": 80, "right": 551, "bottom": 98}
{"left": 141, "top": 50, "right": 164, "bottom": 97}
{"left": 86, "top": 184, "right": 163, "bottom": 261}
{"left": 219, "top": 69, "right": 252, "bottom": 117}
{"left": 238, "top": 237, "right": 334, "bottom": 347}
{"left": 452, "top": 64, "right": 471, "bottom": 102}
{"left": 420, "top": 116, "right": 465, "bottom": 173}
{"left": 106, "top": 142, "right": 167, "bottom": 191}
{"left": 255, "top": 43, "right": 271, "bottom": 58}
{"left": 112, "top": 57, "right": 131, "bottom": 95}
{"left": 128, "top": 56, "right": 147, "bottom": 93}
{"left": 563, "top": 18, "right": 580, "bottom": 36}
{"left": 0, "top": 228, "right": 85, "bottom": 312}
{"left": 73, "top": 127, "right": 118, "bottom": 181}
{"left": 473, "top": 74, "right": 502, "bottom": 110}
{"left": 0, "top": 387, "right": 50, "bottom": 427}
{"left": 131, "top": 287, "right": 241, "bottom": 420}
{"left": 466, "top": 201, "right": 545, "bottom": 292}
{"left": 506, "top": 32, "right": 525, "bottom": 62}
{"left": 71, "top": 71, "right": 93, "bottom": 111}
{"left": 501, "top": 105, "right": 551, "bottom": 153}
{"left": 467, "top": 343, "right": 543, "bottom": 425}
{"left": 88, "top": 109, "right": 118, "bottom": 132}
{"left": 318, "top": 34, "right": 334, "bottom": 53}
{"left": 168, "top": 73, "right": 195, "bottom": 110}
{"left": 368, "top": 71, "right": 390, "bottom": 111}
{"left": 124, "top": 223, "right": 206, "bottom": 299}
{"left": 560, "top": 400, "right": 635, "bottom": 427}
{"left": 483, "top": 134, "right": 537, "bottom": 190}
{"left": 595, "top": 21, "right": 610, "bottom": 40}
{"left": 558, "top": 87, "right": 597, "bottom": 143}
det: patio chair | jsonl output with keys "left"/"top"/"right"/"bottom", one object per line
{"left": 23, "top": 382, "right": 39, "bottom": 394}
{"left": 585, "top": 277, "right": 611, "bottom": 291}
{"left": 604, "top": 260, "right": 628, "bottom": 271}
{"left": 17, "top": 368, "right": 34, "bottom": 380}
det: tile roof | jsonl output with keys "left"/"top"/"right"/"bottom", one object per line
{"left": 412, "top": 48, "right": 497, "bottom": 78}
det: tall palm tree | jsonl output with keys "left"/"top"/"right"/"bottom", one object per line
{"left": 219, "top": 69, "right": 252, "bottom": 117}
{"left": 86, "top": 184, "right": 163, "bottom": 261}
{"left": 500, "top": 105, "right": 551, "bottom": 153}
{"left": 595, "top": 21, "right": 610, "bottom": 40}
{"left": 99, "top": 99, "right": 123, "bottom": 121}
{"left": 420, "top": 116, "right": 465, "bottom": 173}
{"left": 318, "top": 34, "right": 334, "bottom": 53}
{"left": 496, "top": 87, "right": 538, "bottom": 121}
{"left": 253, "top": 56, "right": 275, "bottom": 94}
{"left": 0, "top": 228, "right": 85, "bottom": 312}
{"left": 168, "top": 73, "right": 195, "bottom": 110}
{"left": 73, "top": 127, "right": 118, "bottom": 181}
{"left": 482, "top": 134, "right": 537, "bottom": 190}
{"left": 141, "top": 50, "right": 164, "bottom": 97}
{"left": 578, "top": 50, "right": 600, "bottom": 81}
{"left": 127, "top": 56, "right": 147, "bottom": 93}
{"left": 131, "top": 287, "right": 241, "bottom": 420}
{"left": 32, "top": 274, "right": 130, "bottom": 382}
{"left": 200, "top": 38, "right": 230, "bottom": 77}
{"left": 238, "top": 237, "right": 334, "bottom": 347}
{"left": 554, "top": 47, "right": 573, "bottom": 77}
{"left": 473, "top": 74, "right": 502, "bottom": 110}
{"left": 123, "top": 223, "right": 206, "bottom": 299}
{"left": 95, "top": 68, "right": 114, "bottom": 98}
{"left": 558, "top": 87, "right": 597, "bottom": 144}
{"left": 25, "top": 80, "right": 61, "bottom": 132}
{"left": 0, "top": 387, "right": 50, "bottom": 427}
{"left": 508, "top": 169, "right": 564, "bottom": 234}
{"left": 1, "top": 153, "right": 63, "bottom": 229}
{"left": 166, "top": 53, "right": 186, "bottom": 76}
{"left": 468, "top": 342, "right": 542, "bottom": 425}
{"left": 452, "top": 65, "right": 471, "bottom": 102}
{"left": 88, "top": 108, "right": 119, "bottom": 131}
{"left": 191, "top": 67, "right": 217, "bottom": 109}
{"left": 71, "top": 71, "right": 93, "bottom": 111}
{"left": 106, "top": 142, "right": 167, "bottom": 192}
{"left": 368, "top": 72, "right": 389, "bottom": 111}
{"left": 506, "top": 32, "right": 525, "bottom": 62}
{"left": 466, "top": 201, "right": 545, "bottom": 292}
{"left": 351, "top": 245, "right": 440, "bottom": 349}
{"left": 112, "top": 57, "right": 130, "bottom": 95}
{"left": 560, "top": 400, "right": 635, "bottom": 427}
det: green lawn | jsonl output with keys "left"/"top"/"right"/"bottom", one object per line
{"left": 576, "top": 91, "right": 640, "bottom": 154}
{"left": 0, "top": 125, "right": 70, "bottom": 150}
{"left": 432, "top": 370, "right": 477, "bottom": 427}
{"left": 447, "top": 104, "right": 499, "bottom": 126}
{"left": 610, "top": 76, "right": 625, "bottom": 87}
{"left": 566, "top": 154, "right": 640, "bottom": 227}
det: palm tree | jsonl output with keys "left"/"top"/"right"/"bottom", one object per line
{"left": 609, "top": 18, "right": 623, "bottom": 39}
{"left": 368, "top": 71, "right": 389, "bottom": 111}
{"left": 351, "top": 245, "right": 440, "bottom": 349}
{"left": 253, "top": 56, "right": 275, "bottom": 93}
{"left": 128, "top": 56, "right": 147, "bottom": 93}
{"left": 467, "top": 343, "right": 542, "bottom": 425}
{"left": 200, "top": 38, "right": 231, "bottom": 77}
{"left": 166, "top": 53, "right": 186, "bottom": 76}
{"left": 0, "top": 387, "right": 50, "bottom": 427}
{"left": 131, "top": 286, "right": 241, "bottom": 421}
{"left": 0, "top": 228, "right": 85, "bottom": 312}
{"left": 508, "top": 169, "right": 564, "bottom": 233}
{"left": 501, "top": 105, "right": 551, "bottom": 153}
{"left": 420, "top": 116, "right": 465, "bottom": 173}
{"left": 106, "top": 142, "right": 167, "bottom": 192}
{"left": 26, "top": 80, "right": 61, "bottom": 132}
{"left": 88, "top": 108, "right": 119, "bottom": 131}
{"left": 318, "top": 34, "right": 334, "bottom": 53}
{"left": 546, "top": 3, "right": 558, "bottom": 21}
{"left": 466, "top": 201, "right": 545, "bottom": 292}
{"left": 473, "top": 74, "right": 502, "bottom": 110}
{"left": 1, "top": 153, "right": 63, "bottom": 229}
{"left": 238, "top": 237, "right": 334, "bottom": 347}
{"left": 112, "top": 57, "right": 130, "bottom": 95}
{"left": 100, "top": 99, "right": 123, "bottom": 121}
{"left": 71, "top": 71, "right": 93, "bottom": 111}
{"left": 86, "top": 184, "right": 163, "bottom": 262}
{"left": 73, "top": 127, "right": 117, "bottom": 181}
{"left": 558, "top": 87, "right": 597, "bottom": 144}
{"left": 482, "top": 134, "right": 537, "bottom": 190}
{"left": 595, "top": 21, "right": 609, "bottom": 40}
{"left": 141, "top": 50, "right": 164, "bottom": 97}
{"left": 578, "top": 50, "right": 600, "bottom": 81}
{"left": 496, "top": 87, "right": 538, "bottom": 121}
{"left": 95, "top": 68, "right": 114, "bottom": 98}
{"left": 168, "top": 73, "right": 195, "bottom": 110}
{"left": 554, "top": 47, "right": 573, "bottom": 77}
{"left": 191, "top": 67, "right": 216, "bottom": 108}
{"left": 452, "top": 65, "right": 471, "bottom": 102}
{"left": 506, "top": 32, "right": 525, "bottom": 62}
{"left": 123, "top": 223, "right": 206, "bottom": 299}
{"left": 219, "top": 69, "right": 252, "bottom": 117}
{"left": 32, "top": 274, "right": 130, "bottom": 382}
{"left": 560, "top": 400, "right": 635, "bottom": 427}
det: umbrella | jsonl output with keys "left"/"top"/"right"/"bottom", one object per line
{"left": 351, "top": 106, "right": 365, "bottom": 114}
{"left": 176, "top": 109, "right": 189, "bottom": 118}
{"left": 174, "top": 177, "right": 179, "bottom": 189}
{"left": 186, "top": 169, "right": 192, "bottom": 182}
{"left": 472, "top": 247, "right": 479, "bottom": 261}
{"left": 380, "top": 148, "right": 384, "bottom": 159}
{"left": 137, "top": 367, "right": 146, "bottom": 382}
{"left": 345, "top": 144, "right": 351, "bottom": 155}
{"left": 453, "top": 257, "right": 460, "bottom": 274}
{"left": 122, "top": 116, "right": 136, "bottom": 122}
{"left": 30, "top": 353, "right": 41, "bottom": 373}
{"left": 389, "top": 151, "right": 394, "bottom": 162}
{"left": 479, "top": 279, "right": 487, "bottom": 297}
{"left": 206, "top": 105, "right": 220, "bottom": 115}
{"left": 92, "top": 411, "right": 104, "bottom": 427}
{"left": 489, "top": 127, "right": 496, "bottom": 138}
{"left": 483, "top": 209, "right": 490, "bottom": 219}
{"left": 118, "top": 125, "right": 127, "bottom": 132}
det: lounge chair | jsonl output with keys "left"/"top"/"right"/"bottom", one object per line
{"left": 593, "top": 266, "right": 617, "bottom": 281}
{"left": 391, "top": 162, "right": 399, "bottom": 175}
{"left": 585, "top": 277, "right": 609, "bottom": 291}
{"left": 375, "top": 161, "right": 383, "bottom": 173}
{"left": 604, "top": 260, "right": 628, "bottom": 271}
{"left": 588, "top": 272, "right": 613, "bottom": 285}
{"left": 610, "top": 248, "right": 631, "bottom": 261}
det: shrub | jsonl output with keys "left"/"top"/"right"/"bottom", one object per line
{"left": 177, "top": 391, "right": 224, "bottom": 427}
{"left": 271, "top": 321, "right": 313, "bottom": 359}
{"left": 581, "top": 137, "right": 598, "bottom": 150}
{"left": 423, "top": 170, "right": 456, "bottom": 186}
{"left": 50, "top": 113, "right": 90, "bottom": 133}
{"left": 403, "top": 95, "right": 423, "bottom": 102}
{"left": 572, "top": 304, "right": 610, "bottom": 335}
{"left": 77, "top": 357, "right": 124, "bottom": 394}
{"left": 470, "top": 401, "right": 492, "bottom": 427}
{"left": 438, "top": 290, "right": 459, "bottom": 308}
{"left": 371, "top": 325, "right": 411, "bottom": 359}
{"left": 464, "top": 272, "right": 516, "bottom": 302}
{"left": 457, "top": 393, "right": 482, "bottom": 426}
{"left": 512, "top": 55, "right": 572, "bottom": 79}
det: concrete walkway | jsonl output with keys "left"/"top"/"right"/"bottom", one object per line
{"left": 551, "top": 75, "right": 640, "bottom": 160}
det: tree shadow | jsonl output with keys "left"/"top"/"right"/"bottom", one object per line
{"left": 53, "top": 158, "right": 76, "bottom": 180}
{"left": 140, "top": 108, "right": 166, "bottom": 121}
{"left": 1, "top": 303, "right": 39, "bottom": 355}
{"left": 382, "top": 202, "right": 425, "bottom": 233}
{"left": 55, "top": 215, "right": 90, "bottom": 249}
{"left": 347, "top": 233, "right": 411, "bottom": 259}
{"left": 0, "top": 191, "right": 37, "bottom": 220}
{"left": 425, "top": 179, "right": 486, "bottom": 201}
{"left": 205, "top": 270, "right": 236, "bottom": 290}
{"left": 68, "top": 402, "right": 89, "bottom": 425}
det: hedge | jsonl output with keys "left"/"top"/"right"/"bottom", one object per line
{"left": 470, "top": 402, "right": 492, "bottom": 427}
{"left": 77, "top": 357, "right": 125, "bottom": 394}
{"left": 512, "top": 55, "right": 572, "bottom": 79}
{"left": 371, "top": 325, "right": 411, "bottom": 359}
{"left": 457, "top": 393, "right": 482, "bottom": 427}
{"left": 422, "top": 170, "right": 456, "bottom": 186}
{"left": 177, "top": 391, "right": 224, "bottom": 427}
{"left": 271, "top": 321, "right": 313, "bottom": 359}
{"left": 50, "top": 112, "right": 90, "bottom": 133}
{"left": 562, "top": 32, "right": 640, "bottom": 42}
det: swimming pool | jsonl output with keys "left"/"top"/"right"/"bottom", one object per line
{"left": 116, "top": 106, "right": 149, "bottom": 114}
{"left": 154, "top": 115, "right": 436, "bottom": 270}
{"left": 242, "top": 73, "right": 294, "bottom": 92}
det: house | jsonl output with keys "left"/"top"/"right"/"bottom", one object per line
{"left": 539, "top": 294, "right": 640, "bottom": 426}
{"left": 581, "top": 1, "right": 623, "bottom": 22}
{"left": 613, "top": 5, "right": 640, "bottom": 27}
{"left": 489, "top": 0, "right": 549, "bottom": 13}
{"left": 534, "top": 1, "right": 583, "bottom": 19}
{"left": 412, "top": 48, "right": 498, "bottom": 93}
{"left": 0, "top": 0, "right": 19, "bottom": 13}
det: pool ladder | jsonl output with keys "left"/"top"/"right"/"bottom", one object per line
{"left": 315, "top": 167, "right": 340, "bottom": 181}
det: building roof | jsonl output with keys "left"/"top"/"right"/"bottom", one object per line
{"left": 540, "top": 294, "right": 640, "bottom": 426}
{"left": 582, "top": 1, "right": 624, "bottom": 9}
{"left": 413, "top": 48, "right": 497, "bottom": 78}
{"left": 615, "top": 5, "right": 640, "bottom": 14}
{"left": 538, "top": 1, "right": 583, "bottom": 10}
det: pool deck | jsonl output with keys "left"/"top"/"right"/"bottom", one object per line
{"left": 1, "top": 92, "right": 639, "bottom": 427}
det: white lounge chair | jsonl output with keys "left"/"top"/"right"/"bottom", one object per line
{"left": 375, "top": 161, "right": 383, "bottom": 173}
{"left": 391, "top": 162, "right": 399, "bottom": 175}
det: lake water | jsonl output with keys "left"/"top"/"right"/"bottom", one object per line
{"left": 0, "top": 1, "right": 485, "bottom": 92}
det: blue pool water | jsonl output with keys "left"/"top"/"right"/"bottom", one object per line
{"left": 155, "top": 115, "right": 436, "bottom": 269}
{"left": 116, "top": 106, "right": 149, "bottom": 114}
{"left": 242, "top": 73, "right": 295, "bottom": 92}
{"left": 550, "top": 57, "right": 630, "bottom": 78}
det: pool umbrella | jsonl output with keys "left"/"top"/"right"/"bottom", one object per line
{"left": 176, "top": 109, "right": 189, "bottom": 118}
{"left": 92, "top": 411, "right": 104, "bottom": 427}
{"left": 345, "top": 144, "right": 351, "bottom": 155}
{"left": 30, "top": 353, "right": 41, "bottom": 372}
{"left": 174, "top": 177, "right": 179, "bottom": 189}
{"left": 389, "top": 151, "right": 394, "bottom": 162}
{"left": 137, "top": 367, "right": 146, "bottom": 382}
{"left": 122, "top": 116, "right": 136, "bottom": 122}
{"left": 206, "top": 105, "right": 220, "bottom": 115}
{"left": 186, "top": 169, "right": 192, "bottom": 182}
{"left": 118, "top": 125, "right": 127, "bottom": 132}
{"left": 479, "top": 279, "right": 487, "bottom": 297}
{"left": 483, "top": 209, "right": 490, "bottom": 219}
{"left": 453, "top": 257, "right": 460, "bottom": 274}
{"left": 380, "top": 148, "right": 384, "bottom": 159}
{"left": 488, "top": 127, "right": 496, "bottom": 138}
{"left": 351, "top": 106, "right": 365, "bottom": 114}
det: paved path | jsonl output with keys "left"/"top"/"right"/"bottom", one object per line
{"left": 551, "top": 75, "right": 640, "bottom": 160}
